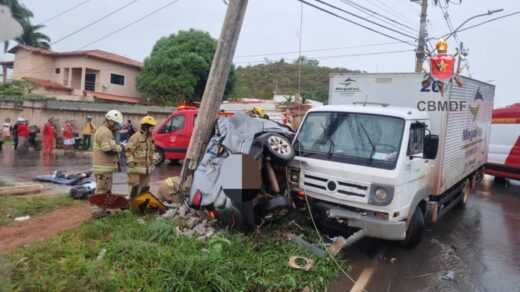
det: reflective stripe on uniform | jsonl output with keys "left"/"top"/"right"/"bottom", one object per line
{"left": 93, "top": 164, "right": 117, "bottom": 173}
{"left": 127, "top": 166, "right": 148, "bottom": 174}
{"left": 165, "top": 177, "right": 175, "bottom": 188}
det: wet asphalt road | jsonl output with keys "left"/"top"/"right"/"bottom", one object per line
{"left": 1, "top": 148, "right": 519, "bottom": 291}
{"left": 0, "top": 148, "right": 180, "bottom": 195}
{"left": 329, "top": 177, "right": 520, "bottom": 292}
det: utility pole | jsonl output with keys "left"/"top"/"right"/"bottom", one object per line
{"left": 179, "top": 0, "right": 249, "bottom": 189}
{"left": 415, "top": 0, "right": 428, "bottom": 73}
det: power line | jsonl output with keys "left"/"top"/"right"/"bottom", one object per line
{"left": 235, "top": 41, "right": 403, "bottom": 58}
{"left": 297, "top": 0, "right": 416, "bottom": 46}
{"left": 340, "top": 0, "right": 418, "bottom": 34}
{"left": 78, "top": 0, "right": 180, "bottom": 50}
{"left": 398, "top": 0, "right": 420, "bottom": 14}
{"left": 51, "top": 0, "right": 139, "bottom": 45}
{"left": 361, "top": 0, "right": 417, "bottom": 27}
{"left": 437, "top": 2, "right": 460, "bottom": 43}
{"left": 38, "top": 0, "right": 95, "bottom": 25}
{"left": 234, "top": 49, "right": 414, "bottom": 64}
{"left": 315, "top": 0, "right": 417, "bottom": 40}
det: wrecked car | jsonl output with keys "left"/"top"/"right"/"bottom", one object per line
{"left": 188, "top": 113, "right": 295, "bottom": 231}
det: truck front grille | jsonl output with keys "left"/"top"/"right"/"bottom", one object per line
{"left": 303, "top": 174, "right": 369, "bottom": 199}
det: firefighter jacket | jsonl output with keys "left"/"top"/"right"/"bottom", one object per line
{"left": 125, "top": 130, "right": 155, "bottom": 174}
{"left": 92, "top": 124, "right": 122, "bottom": 174}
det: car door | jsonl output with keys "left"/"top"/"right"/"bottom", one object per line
{"left": 165, "top": 113, "right": 188, "bottom": 160}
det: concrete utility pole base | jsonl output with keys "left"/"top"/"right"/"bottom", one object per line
{"left": 179, "top": 0, "right": 249, "bottom": 191}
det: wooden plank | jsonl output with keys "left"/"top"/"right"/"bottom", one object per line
{"left": 0, "top": 185, "right": 44, "bottom": 196}
{"left": 350, "top": 268, "right": 374, "bottom": 292}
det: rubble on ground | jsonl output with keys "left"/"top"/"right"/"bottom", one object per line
{"left": 160, "top": 204, "right": 216, "bottom": 241}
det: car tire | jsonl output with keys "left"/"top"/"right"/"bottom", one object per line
{"left": 264, "top": 133, "right": 294, "bottom": 165}
{"left": 400, "top": 206, "right": 424, "bottom": 248}
{"left": 456, "top": 179, "right": 470, "bottom": 209}
{"left": 255, "top": 196, "right": 292, "bottom": 222}
{"left": 154, "top": 148, "right": 165, "bottom": 166}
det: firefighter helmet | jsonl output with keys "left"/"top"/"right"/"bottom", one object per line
{"left": 105, "top": 110, "right": 123, "bottom": 124}
{"left": 140, "top": 115, "right": 157, "bottom": 126}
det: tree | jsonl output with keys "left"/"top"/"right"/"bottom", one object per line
{"left": 15, "top": 18, "right": 50, "bottom": 49}
{"left": 136, "top": 29, "right": 236, "bottom": 105}
{"left": 1, "top": 0, "right": 51, "bottom": 51}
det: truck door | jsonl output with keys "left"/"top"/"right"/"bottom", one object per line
{"left": 157, "top": 113, "right": 188, "bottom": 160}
{"left": 404, "top": 122, "right": 429, "bottom": 187}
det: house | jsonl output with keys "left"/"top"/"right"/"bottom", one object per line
{"left": 8, "top": 45, "right": 143, "bottom": 103}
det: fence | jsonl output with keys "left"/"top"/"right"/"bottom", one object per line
{"left": 0, "top": 99, "right": 175, "bottom": 134}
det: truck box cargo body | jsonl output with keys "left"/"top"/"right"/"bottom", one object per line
{"left": 290, "top": 73, "right": 494, "bottom": 246}
{"left": 328, "top": 73, "right": 494, "bottom": 195}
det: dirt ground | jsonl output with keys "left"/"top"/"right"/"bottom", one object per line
{"left": 0, "top": 203, "right": 91, "bottom": 254}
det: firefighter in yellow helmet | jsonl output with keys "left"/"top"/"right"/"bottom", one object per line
{"left": 156, "top": 176, "right": 185, "bottom": 206}
{"left": 252, "top": 107, "right": 269, "bottom": 119}
{"left": 92, "top": 109, "right": 123, "bottom": 218}
{"left": 126, "top": 115, "right": 156, "bottom": 199}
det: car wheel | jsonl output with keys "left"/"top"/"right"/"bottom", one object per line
{"left": 264, "top": 133, "right": 294, "bottom": 164}
{"left": 255, "top": 196, "right": 293, "bottom": 221}
{"left": 400, "top": 206, "right": 424, "bottom": 248}
{"left": 456, "top": 179, "right": 470, "bottom": 209}
{"left": 154, "top": 148, "right": 165, "bottom": 166}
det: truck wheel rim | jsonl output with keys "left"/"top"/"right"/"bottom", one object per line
{"left": 268, "top": 136, "right": 291, "bottom": 156}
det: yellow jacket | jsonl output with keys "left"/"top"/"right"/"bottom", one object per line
{"left": 125, "top": 130, "right": 155, "bottom": 174}
{"left": 92, "top": 124, "right": 122, "bottom": 174}
{"left": 83, "top": 121, "right": 96, "bottom": 135}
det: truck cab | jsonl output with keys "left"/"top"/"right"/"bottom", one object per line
{"left": 289, "top": 104, "right": 439, "bottom": 246}
{"left": 153, "top": 107, "right": 198, "bottom": 165}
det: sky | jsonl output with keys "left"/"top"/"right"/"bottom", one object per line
{"left": 3, "top": 0, "right": 519, "bottom": 106}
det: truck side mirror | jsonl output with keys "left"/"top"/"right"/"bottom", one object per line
{"left": 424, "top": 134, "right": 439, "bottom": 160}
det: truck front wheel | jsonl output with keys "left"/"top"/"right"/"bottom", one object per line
{"left": 401, "top": 206, "right": 424, "bottom": 248}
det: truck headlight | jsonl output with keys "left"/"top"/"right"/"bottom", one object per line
{"left": 288, "top": 168, "right": 300, "bottom": 183}
{"left": 369, "top": 185, "right": 394, "bottom": 206}
{"left": 375, "top": 188, "right": 388, "bottom": 200}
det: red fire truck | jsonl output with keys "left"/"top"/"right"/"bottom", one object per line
{"left": 486, "top": 103, "right": 520, "bottom": 181}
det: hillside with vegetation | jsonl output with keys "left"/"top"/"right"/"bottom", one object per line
{"left": 229, "top": 58, "right": 360, "bottom": 104}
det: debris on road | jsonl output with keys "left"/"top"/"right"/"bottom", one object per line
{"left": 442, "top": 271, "right": 455, "bottom": 281}
{"left": 288, "top": 256, "right": 315, "bottom": 271}
{"left": 35, "top": 170, "right": 93, "bottom": 185}
{"left": 70, "top": 181, "right": 96, "bottom": 200}
{"left": 288, "top": 233, "right": 326, "bottom": 258}
{"left": 161, "top": 204, "right": 216, "bottom": 241}
{"left": 327, "top": 236, "right": 347, "bottom": 257}
{"left": 14, "top": 215, "right": 30, "bottom": 222}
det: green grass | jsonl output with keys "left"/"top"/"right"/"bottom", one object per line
{"left": 3, "top": 212, "right": 345, "bottom": 291}
{"left": 0, "top": 180, "right": 12, "bottom": 187}
{"left": 0, "top": 194, "right": 81, "bottom": 226}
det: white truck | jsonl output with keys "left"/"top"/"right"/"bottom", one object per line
{"left": 289, "top": 73, "right": 494, "bottom": 247}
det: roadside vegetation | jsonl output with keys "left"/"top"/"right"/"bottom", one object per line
{"left": 4, "top": 212, "right": 344, "bottom": 291}
{"left": 0, "top": 179, "right": 12, "bottom": 187}
{"left": 0, "top": 194, "right": 81, "bottom": 226}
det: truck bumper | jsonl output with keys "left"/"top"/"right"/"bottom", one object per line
{"left": 314, "top": 201, "right": 407, "bottom": 241}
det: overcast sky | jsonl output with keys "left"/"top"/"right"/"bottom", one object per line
{"left": 4, "top": 0, "right": 519, "bottom": 106}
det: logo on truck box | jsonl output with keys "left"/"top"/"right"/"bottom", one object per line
{"left": 335, "top": 78, "right": 361, "bottom": 96}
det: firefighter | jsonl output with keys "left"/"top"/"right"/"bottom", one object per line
{"left": 156, "top": 177, "right": 185, "bottom": 206}
{"left": 252, "top": 107, "right": 270, "bottom": 119}
{"left": 126, "top": 115, "right": 156, "bottom": 199}
{"left": 92, "top": 109, "right": 123, "bottom": 217}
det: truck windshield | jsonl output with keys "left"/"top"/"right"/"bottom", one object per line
{"left": 294, "top": 112, "right": 405, "bottom": 169}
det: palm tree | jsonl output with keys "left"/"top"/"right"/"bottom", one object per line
{"left": 1, "top": 0, "right": 51, "bottom": 51}
{"left": 15, "top": 18, "right": 51, "bottom": 49}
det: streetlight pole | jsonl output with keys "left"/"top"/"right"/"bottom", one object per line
{"left": 444, "top": 9, "right": 504, "bottom": 41}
